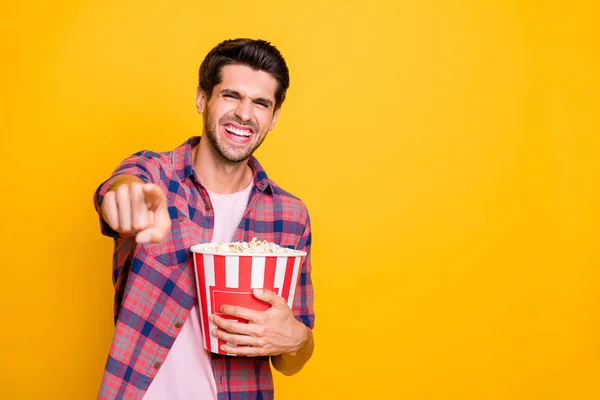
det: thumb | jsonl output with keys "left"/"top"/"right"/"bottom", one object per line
{"left": 136, "top": 225, "right": 169, "bottom": 244}
{"left": 253, "top": 289, "right": 286, "bottom": 307}
{"left": 136, "top": 212, "right": 171, "bottom": 243}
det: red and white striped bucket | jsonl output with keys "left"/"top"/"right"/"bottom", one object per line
{"left": 191, "top": 243, "right": 306, "bottom": 356}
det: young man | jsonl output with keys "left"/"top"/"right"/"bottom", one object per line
{"left": 93, "top": 39, "right": 315, "bottom": 399}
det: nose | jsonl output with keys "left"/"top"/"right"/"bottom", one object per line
{"left": 234, "top": 98, "right": 253, "bottom": 122}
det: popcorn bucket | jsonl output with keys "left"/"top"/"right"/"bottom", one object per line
{"left": 190, "top": 242, "right": 306, "bottom": 356}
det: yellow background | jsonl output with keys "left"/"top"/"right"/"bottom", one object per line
{"left": 1, "top": 1, "right": 599, "bottom": 399}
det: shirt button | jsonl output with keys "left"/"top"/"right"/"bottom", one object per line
{"left": 175, "top": 322, "right": 183, "bottom": 329}
{"left": 205, "top": 204, "right": 211, "bottom": 211}
{"left": 178, "top": 216, "right": 185, "bottom": 222}
{"left": 154, "top": 362, "right": 161, "bottom": 369}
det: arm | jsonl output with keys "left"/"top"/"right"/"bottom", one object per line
{"left": 272, "top": 213, "right": 315, "bottom": 375}
{"left": 210, "top": 210, "right": 316, "bottom": 375}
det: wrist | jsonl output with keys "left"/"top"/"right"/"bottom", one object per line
{"left": 284, "top": 321, "right": 310, "bottom": 357}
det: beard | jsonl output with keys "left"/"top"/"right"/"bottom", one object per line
{"left": 203, "top": 112, "right": 265, "bottom": 163}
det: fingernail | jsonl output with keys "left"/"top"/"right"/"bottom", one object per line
{"left": 254, "top": 289, "right": 263, "bottom": 296}
{"left": 137, "top": 233, "right": 149, "bottom": 243}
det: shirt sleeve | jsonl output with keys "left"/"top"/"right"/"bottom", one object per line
{"left": 92, "top": 151, "right": 163, "bottom": 238}
{"left": 292, "top": 208, "right": 315, "bottom": 330}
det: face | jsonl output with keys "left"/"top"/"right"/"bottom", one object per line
{"left": 196, "top": 64, "right": 281, "bottom": 163}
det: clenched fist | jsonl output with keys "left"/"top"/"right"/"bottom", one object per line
{"left": 101, "top": 177, "right": 171, "bottom": 244}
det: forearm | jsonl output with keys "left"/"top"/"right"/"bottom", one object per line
{"left": 271, "top": 326, "right": 314, "bottom": 376}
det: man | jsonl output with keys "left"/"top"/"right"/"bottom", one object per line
{"left": 93, "top": 38, "right": 315, "bottom": 399}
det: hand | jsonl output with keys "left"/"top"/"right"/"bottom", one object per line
{"left": 101, "top": 181, "right": 171, "bottom": 244}
{"left": 210, "top": 289, "right": 309, "bottom": 357}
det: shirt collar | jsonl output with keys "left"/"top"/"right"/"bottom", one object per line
{"left": 173, "top": 136, "right": 272, "bottom": 193}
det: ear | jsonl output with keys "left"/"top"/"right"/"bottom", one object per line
{"left": 196, "top": 87, "right": 206, "bottom": 114}
{"left": 269, "top": 107, "right": 281, "bottom": 131}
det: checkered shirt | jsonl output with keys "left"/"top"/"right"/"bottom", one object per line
{"left": 93, "top": 136, "right": 314, "bottom": 399}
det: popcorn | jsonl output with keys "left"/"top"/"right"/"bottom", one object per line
{"left": 203, "top": 237, "right": 298, "bottom": 254}
{"left": 191, "top": 238, "right": 306, "bottom": 355}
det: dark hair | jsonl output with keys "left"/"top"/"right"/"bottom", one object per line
{"left": 199, "top": 38, "right": 290, "bottom": 110}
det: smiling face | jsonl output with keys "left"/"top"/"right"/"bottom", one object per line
{"left": 196, "top": 64, "right": 281, "bottom": 163}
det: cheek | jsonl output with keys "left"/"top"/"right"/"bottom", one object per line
{"left": 209, "top": 103, "right": 234, "bottom": 123}
{"left": 258, "top": 114, "right": 275, "bottom": 131}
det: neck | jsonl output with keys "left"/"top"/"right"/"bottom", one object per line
{"left": 193, "top": 136, "right": 253, "bottom": 194}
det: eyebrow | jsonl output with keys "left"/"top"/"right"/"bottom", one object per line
{"left": 220, "top": 89, "right": 274, "bottom": 108}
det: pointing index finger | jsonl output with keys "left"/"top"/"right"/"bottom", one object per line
{"left": 143, "top": 183, "right": 166, "bottom": 209}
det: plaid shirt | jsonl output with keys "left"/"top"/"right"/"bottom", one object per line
{"left": 93, "top": 137, "right": 314, "bottom": 400}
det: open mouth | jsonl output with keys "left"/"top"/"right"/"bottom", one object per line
{"left": 224, "top": 124, "right": 253, "bottom": 143}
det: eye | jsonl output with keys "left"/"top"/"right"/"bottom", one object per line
{"left": 255, "top": 101, "right": 269, "bottom": 109}
{"left": 224, "top": 93, "right": 237, "bottom": 99}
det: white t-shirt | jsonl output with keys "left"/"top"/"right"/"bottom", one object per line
{"left": 144, "top": 180, "right": 253, "bottom": 399}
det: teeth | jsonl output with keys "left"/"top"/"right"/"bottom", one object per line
{"left": 225, "top": 126, "right": 251, "bottom": 137}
